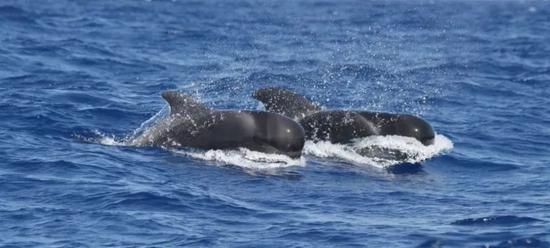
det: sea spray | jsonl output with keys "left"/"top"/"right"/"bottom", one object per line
{"left": 304, "top": 134, "right": 453, "bottom": 168}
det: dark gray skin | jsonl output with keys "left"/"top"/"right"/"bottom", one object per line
{"left": 130, "top": 91, "right": 306, "bottom": 158}
{"left": 253, "top": 87, "right": 435, "bottom": 146}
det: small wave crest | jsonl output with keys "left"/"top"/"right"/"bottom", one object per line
{"left": 304, "top": 134, "right": 453, "bottom": 168}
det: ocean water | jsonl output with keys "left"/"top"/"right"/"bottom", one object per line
{"left": 1, "top": 0, "right": 549, "bottom": 247}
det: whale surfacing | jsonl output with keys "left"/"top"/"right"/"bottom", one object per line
{"left": 130, "top": 91, "right": 306, "bottom": 158}
{"left": 253, "top": 87, "right": 435, "bottom": 146}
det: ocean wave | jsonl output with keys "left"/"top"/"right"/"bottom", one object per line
{"left": 0, "top": 5, "right": 37, "bottom": 25}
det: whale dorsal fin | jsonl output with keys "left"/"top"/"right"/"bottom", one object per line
{"left": 253, "top": 87, "right": 322, "bottom": 120}
{"left": 161, "top": 91, "right": 212, "bottom": 117}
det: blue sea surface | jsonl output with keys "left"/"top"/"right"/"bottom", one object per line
{"left": 1, "top": 0, "right": 549, "bottom": 247}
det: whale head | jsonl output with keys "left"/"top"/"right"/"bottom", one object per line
{"left": 393, "top": 115, "right": 435, "bottom": 145}
{"left": 249, "top": 111, "right": 306, "bottom": 159}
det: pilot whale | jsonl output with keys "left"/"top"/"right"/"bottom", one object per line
{"left": 253, "top": 87, "right": 435, "bottom": 146}
{"left": 129, "top": 91, "right": 306, "bottom": 158}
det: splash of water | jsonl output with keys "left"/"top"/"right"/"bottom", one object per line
{"left": 174, "top": 148, "right": 305, "bottom": 171}
{"left": 303, "top": 134, "right": 453, "bottom": 168}
{"left": 125, "top": 105, "right": 170, "bottom": 146}
{"left": 92, "top": 106, "right": 169, "bottom": 147}
{"left": 93, "top": 130, "right": 125, "bottom": 146}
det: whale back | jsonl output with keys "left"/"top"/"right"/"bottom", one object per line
{"left": 129, "top": 91, "right": 213, "bottom": 146}
{"left": 136, "top": 91, "right": 306, "bottom": 158}
{"left": 253, "top": 87, "right": 321, "bottom": 120}
{"left": 253, "top": 88, "right": 435, "bottom": 146}
{"left": 300, "top": 110, "right": 377, "bottom": 144}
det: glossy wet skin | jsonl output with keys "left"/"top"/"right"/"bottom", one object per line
{"left": 250, "top": 111, "right": 306, "bottom": 158}
{"left": 253, "top": 87, "right": 436, "bottom": 146}
{"left": 133, "top": 91, "right": 306, "bottom": 158}
{"left": 298, "top": 110, "right": 435, "bottom": 146}
{"left": 357, "top": 112, "right": 435, "bottom": 145}
{"left": 299, "top": 111, "right": 377, "bottom": 144}
{"left": 151, "top": 111, "right": 305, "bottom": 158}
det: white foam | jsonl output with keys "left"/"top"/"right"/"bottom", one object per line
{"left": 303, "top": 140, "right": 384, "bottom": 168}
{"left": 94, "top": 130, "right": 304, "bottom": 171}
{"left": 304, "top": 134, "right": 453, "bottom": 168}
{"left": 173, "top": 148, "right": 305, "bottom": 171}
{"left": 94, "top": 130, "right": 126, "bottom": 146}
{"left": 95, "top": 129, "right": 452, "bottom": 170}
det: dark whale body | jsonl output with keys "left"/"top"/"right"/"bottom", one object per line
{"left": 253, "top": 87, "right": 435, "bottom": 146}
{"left": 130, "top": 91, "right": 306, "bottom": 158}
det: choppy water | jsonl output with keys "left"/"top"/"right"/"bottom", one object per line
{"left": 1, "top": 1, "right": 549, "bottom": 247}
